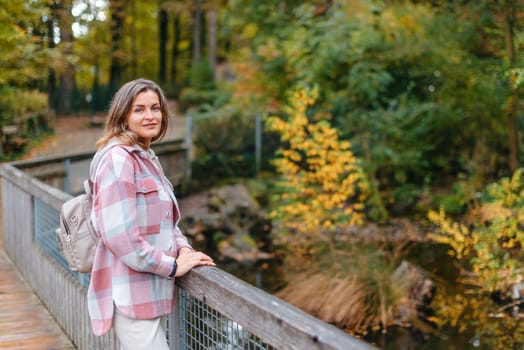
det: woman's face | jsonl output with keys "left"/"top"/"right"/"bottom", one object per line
{"left": 126, "top": 90, "right": 162, "bottom": 146}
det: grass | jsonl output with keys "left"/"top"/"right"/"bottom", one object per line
{"left": 274, "top": 240, "right": 419, "bottom": 334}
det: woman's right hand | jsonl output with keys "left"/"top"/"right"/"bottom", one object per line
{"left": 175, "top": 251, "right": 215, "bottom": 277}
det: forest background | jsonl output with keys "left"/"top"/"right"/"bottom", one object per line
{"left": 2, "top": 0, "right": 524, "bottom": 348}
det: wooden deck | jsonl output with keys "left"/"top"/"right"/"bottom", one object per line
{"left": 0, "top": 193, "right": 75, "bottom": 349}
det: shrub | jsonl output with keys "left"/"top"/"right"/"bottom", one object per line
{"left": 178, "top": 88, "right": 230, "bottom": 112}
{"left": 190, "top": 103, "right": 277, "bottom": 185}
{"left": 428, "top": 169, "right": 524, "bottom": 293}
{"left": 266, "top": 87, "right": 369, "bottom": 254}
{"left": 0, "top": 86, "right": 47, "bottom": 125}
{"left": 189, "top": 59, "right": 216, "bottom": 90}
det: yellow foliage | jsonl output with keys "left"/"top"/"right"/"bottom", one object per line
{"left": 380, "top": 2, "right": 432, "bottom": 41}
{"left": 267, "top": 87, "right": 369, "bottom": 250}
{"left": 428, "top": 169, "right": 524, "bottom": 293}
{"left": 431, "top": 288, "right": 524, "bottom": 348}
{"left": 242, "top": 23, "right": 259, "bottom": 39}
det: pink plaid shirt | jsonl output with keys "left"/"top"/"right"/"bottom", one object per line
{"left": 87, "top": 144, "right": 191, "bottom": 336}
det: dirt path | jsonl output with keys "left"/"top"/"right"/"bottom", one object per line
{"left": 22, "top": 114, "right": 186, "bottom": 159}
{"left": 22, "top": 116, "right": 101, "bottom": 159}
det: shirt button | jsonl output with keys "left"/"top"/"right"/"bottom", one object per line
{"left": 166, "top": 211, "right": 171, "bottom": 217}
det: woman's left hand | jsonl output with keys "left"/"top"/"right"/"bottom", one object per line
{"left": 178, "top": 247, "right": 193, "bottom": 256}
{"left": 175, "top": 250, "right": 215, "bottom": 277}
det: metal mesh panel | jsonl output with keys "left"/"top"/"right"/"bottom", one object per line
{"left": 178, "top": 289, "right": 275, "bottom": 350}
{"left": 34, "top": 197, "right": 90, "bottom": 287}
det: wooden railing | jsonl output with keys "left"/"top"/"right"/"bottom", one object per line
{"left": 0, "top": 141, "right": 377, "bottom": 350}
{"left": 14, "top": 139, "right": 188, "bottom": 195}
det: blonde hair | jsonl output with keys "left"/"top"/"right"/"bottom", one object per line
{"left": 96, "top": 79, "right": 170, "bottom": 150}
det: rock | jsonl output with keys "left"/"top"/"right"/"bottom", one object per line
{"left": 392, "top": 260, "right": 436, "bottom": 324}
{"left": 510, "top": 282, "right": 524, "bottom": 300}
{"left": 178, "top": 184, "right": 273, "bottom": 264}
{"left": 219, "top": 241, "right": 274, "bottom": 265}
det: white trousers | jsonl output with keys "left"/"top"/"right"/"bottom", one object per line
{"left": 113, "top": 309, "right": 170, "bottom": 350}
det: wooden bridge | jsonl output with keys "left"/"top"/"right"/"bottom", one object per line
{"left": 0, "top": 241, "right": 75, "bottom": 349}
{"left": 0, "top": 139, "right": 377, "bottom": 350}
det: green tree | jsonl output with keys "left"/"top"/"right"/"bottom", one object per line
{"left": 109, "top": 0, "right": 126, "bottom": 91}
{"left": 0, "top": 0, "right": 56, "bottom": 156}
{"left": 56, "top": 0, "right": 75, "bottom": 115}
{"left": 437, "top": 1, "right": 524, "bottom": 174}
{"left": 502, "top": 0, "right": 520, "bottom": 172}
{"left": 73, "top": 4, "right": 111, "bottom": 111}
{"left": 220, "top": 0, "right": 514, "bottom": 217}
{"left": 159, "top": 0, "right": 169, "bottom": 83}
{"left": 0, "top": 0, "right": 53, "bottom": 86}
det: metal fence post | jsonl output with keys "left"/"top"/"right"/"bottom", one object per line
{"left": 168, "top": 289, "right": 182, "bottom": 350}
{"left": 64, "top": 158, "right": 71, "bottom": 193}
{"left": 255, "top": 113, "right": 261, "bottom": 175}
{"left": 185, "top": 115, "right": 192, "bottom": 184}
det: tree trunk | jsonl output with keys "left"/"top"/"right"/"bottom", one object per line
{"left": 109, "top": 0, "right": 126, "bottom": 92}
{"left": 159, "top": 3, "right": 168, "bottom": 83}
{"left": 57, "top": 0, "right": 75, "bottom": 115}
{"left": 47, "top": 5, "right": 57, "bottom": 114}
{"left": 91, "top": 58, "right": 101, "bottom": 110}
{"left": 171, "top": 15, "right": 181, "bottom": 84}
{"left": 192, "top": 0, "right": 202, "bottom": 62}
{"left": 503, "top": 0, "right": 519, "bottom": 172}
{"left": 130, "top": 0, "right": 137, "bottom": 78}
{"left": 207, "top": 7, "right": 217, "bottom": 77}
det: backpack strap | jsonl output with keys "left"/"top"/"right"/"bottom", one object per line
{"left": 83, "top": 141, "right": 121, "bottom": 195}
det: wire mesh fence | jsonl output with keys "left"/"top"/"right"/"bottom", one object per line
{"left": 177, "top": 289, "right": 275, "bottom": 350}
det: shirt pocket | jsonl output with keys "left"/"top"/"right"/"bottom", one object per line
{"left": 136, "top": 177, "right": 158, "bottom": 194}
{"left": 135, "top": 177, "right": 162, "bottom": 235}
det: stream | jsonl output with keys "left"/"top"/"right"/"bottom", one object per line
{"left": 220, "top": 242, "right": 523, "bottom": 349}
{"left": 364, "top": 242, "right": 522, "bottom": 349}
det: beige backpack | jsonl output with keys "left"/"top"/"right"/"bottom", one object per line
{"left": 55, "top": 142, "right": 118, "bottom": 273}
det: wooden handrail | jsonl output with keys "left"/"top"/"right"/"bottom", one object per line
{"left": 12, "top": 138, "right": 186, "bottom": 169}
{"left": 177, "top": 266, "right": 376, "bottom": 350}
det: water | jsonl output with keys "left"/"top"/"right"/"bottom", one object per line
{"left": 208, "top": 238, "right": 523, "bottom": 349}
{"left": 365, "top": 242, "right": 524, "bottom": 349}
{"left": 367, "top": 325, "right": 476, "bottom": 350}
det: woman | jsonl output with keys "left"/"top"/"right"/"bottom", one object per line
{"left": 87, "top": 78, "right": 215, "bottom": 349}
